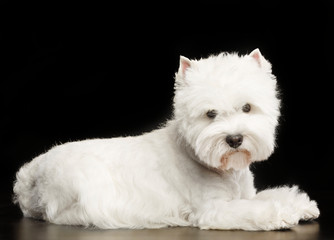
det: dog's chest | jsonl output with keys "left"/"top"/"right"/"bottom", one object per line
{"left": 190, "top": 170, "right": 245, "bottom": 202}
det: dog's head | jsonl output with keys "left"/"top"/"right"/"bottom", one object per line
{"left": 173, "top": 49, "right": 280, "bottom": 171}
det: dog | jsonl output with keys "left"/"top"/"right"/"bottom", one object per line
{"left": 13, "top": 49, "right": 319, "bottom": 230}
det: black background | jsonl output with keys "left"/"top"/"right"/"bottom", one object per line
{"left": 1, "top": 2, "right": 333, "bottom": 201}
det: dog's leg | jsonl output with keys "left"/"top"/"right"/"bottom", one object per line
{"left": 254, "top": 186, "right": 319, "bottom": 222}
{"left": 192, "top": 186, "right": 319, "bottom": 231}
{"left": 192, "top": 199, "right": 295, "bottom": 230}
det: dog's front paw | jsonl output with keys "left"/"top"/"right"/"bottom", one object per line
{"left": 299, "top": 199, "right": 320, "bottom": 221}
{"left": 285, "top": 188, "right": 320, "bottom": 221}
{"left": 254, "top": 186, "right": 320, "bottom": 230}
{"left": 260, "top": 202, "right": 300, "bottom": 230}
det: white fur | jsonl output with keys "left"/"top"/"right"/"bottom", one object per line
{"left": 13, "top": 49, "right": 319, "bottom": 231}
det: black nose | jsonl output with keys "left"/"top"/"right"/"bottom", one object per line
{"left": 226, "top": 134, "right": 243, "bottom": 148}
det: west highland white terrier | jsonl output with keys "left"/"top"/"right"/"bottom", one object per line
{"left": 13, "top": 49, "right": 319, "bottom": 231}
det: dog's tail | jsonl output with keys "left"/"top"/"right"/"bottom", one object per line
{"left": 13, "top": 155, "right": 44, "bottom": 219}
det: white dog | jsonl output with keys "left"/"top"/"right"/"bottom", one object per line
{"left": 13, "top": 49, "right": 319, "bottom": 231}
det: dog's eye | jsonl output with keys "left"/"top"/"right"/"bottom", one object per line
{"left": 242, "top": 103, "right": 251, "bottom": 113}
{"left": 206, "top": 110, "right": 217, "bottom": 119}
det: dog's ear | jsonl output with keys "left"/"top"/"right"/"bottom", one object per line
{"left": 249, "top": 49, "right": 272, "bottom": 72}
{"left": 178, "top": 56, "right": 192, "bottom": 78}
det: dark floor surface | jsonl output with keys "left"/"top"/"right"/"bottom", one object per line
{"left": 1, "top": 190, "right": 334, "bottom": 240}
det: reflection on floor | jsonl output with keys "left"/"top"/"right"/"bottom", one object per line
{"left": 11, "top": 218, "right": 320, "bottom": 240}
